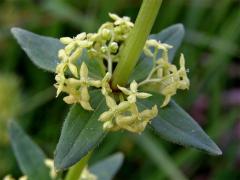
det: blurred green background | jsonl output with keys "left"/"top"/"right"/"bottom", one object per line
{"left": 0, "top": 0, "right": 240, "bottom": 179}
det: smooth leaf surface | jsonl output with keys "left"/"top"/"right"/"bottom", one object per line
{"left": 90, "top": 153, "right": 124, "bottom": 180}
{"left": 129, "top": 24, "right": 185, "bottom": 82}
{"left": 138, "top": 92, "right": 222, "bottom": 155}
{"left": 11, "top": 28, "right": 103, "bottom": 79}
{"left": 54, "top": 90, "right": 107, "bottom": 170}
{"left": 8, "top": 121, "right": 51, "bottom": 180}
{"left": 11, "top": 27, "right": 63, "bottom": 72}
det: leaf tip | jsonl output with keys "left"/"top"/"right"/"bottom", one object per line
{"left": 53, "top": 154, "right": 64, "bottom": 172}
{"left": 210, "top": 144, "right": 222, "bottom": 156}
{"left": 173, "top": 23, "right": 185, "bottom": 36}
{"left": 53, "top": 152, "right": 73, "bottom": 171}
{"left": 11, "top": 27, "right": 22, "bottom": 37}
{"left": 7, "top": 119, "right": 18, "bottom": 136}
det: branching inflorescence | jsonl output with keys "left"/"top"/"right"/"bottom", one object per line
{"left": 55, "top": 13, "right": 190, "bottom": 133}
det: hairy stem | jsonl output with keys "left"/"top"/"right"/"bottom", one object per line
{"left": 111, "top": 0, "right": 162, "bottom": 89}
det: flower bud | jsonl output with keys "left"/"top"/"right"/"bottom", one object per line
{"left": 77, "top": 40, "right": 93, "bottom": 48}
{"left": 143, "top": 47, "right": 153, "bottom": 57}
{"left": 117, "top": 101, "right": 130, "bottom": 112}
{"left": 89, "top": 80, "right": 102, "bottom": 88}
{"left": 101, "top": 29, "right": 111, "bottom": 40}
{"left": 137, "top": 92, "right": 152, "bottom": 99}
{"left": 99, "top": 111, "right": 113, "bottom": 122}
{"left": 69, "top": 48, "right": 82, "bottom": 62}
{"left": 100, "top": 46, "right": 108, "bottom": 53}
{"left": 76, "top": 32, "right": 86, "bottom": 40}
{"left": 80, "top": 100, "right": 93, "bottom": 111}
{"left": 68, "top": 63, "right": 78, "bottom": 78}
{"left": 65, "top": 43, "right": 75, "bottom": 56}
{"left": 109, "top": 42, "right": 118, "bottom": 53}
{"left": 58, "top": 49, "right": 67, "bottom": 61}
{"left": 60, "top": 37, "right": 73, "bottom": 44}
{"left": 103, "top": 121, "right": 114, "bottom": 131}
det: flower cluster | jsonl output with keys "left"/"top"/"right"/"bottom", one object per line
{"left": 54, "top": 13, "right": 190, "bottom": 134}
{"left": 99, "top": 80, "right": 158, "bottom": 133}
{"left": 55, "top": 13, "right": 134, "bottom": 110}
{"left": 140, "top": 39, "right": 190, "bottom": 107}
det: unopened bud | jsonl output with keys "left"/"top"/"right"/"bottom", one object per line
{"left": 101, "top": 46, "right": 108, "bottom": 53}
{"left": 60, "top": 37, "right": 73, "bottom": 44}
{"left": 76, "top": 32, "right": 86, "bottom": 40}
{"left": 58, "top": 49, "right": 67, "bottom": 61}
{"left": 99, "top": 111, "right": 113, "bottom": 122}
{"left": 109, "top": 42, "right": 118, "bottom": 53}
{"left": 101, "top": 29, "right": 111, "bottom": 40}
{"left": 103, "top": 121, "right": 114, "bottom": 130}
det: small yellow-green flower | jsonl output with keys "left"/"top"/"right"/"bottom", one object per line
{"left": 99, "top": 95, "right": 130, "bottom": 130}
{"left": 57, "top": 49, "right": 79, "bottom": 78}
{"left": 116, "top": 105, "right": 158, "bottom": 133}
{"left": 109, "top": 13, "right": 134, "bottom": 27}
{"left": 101, "top": 72, "right": 112, "bottom": 96}
{"left": 118, "top": 81, "right": 152, "bottom": 103}
{"left": 54, "top": 13, "right": 190, "bottom": 134}
{"left": 61, "top": 62, "right": 101, "bottom": 111}
{"left": 156, "top": 54, "right": 190, "bottom": 107}
{"left": 44, "top": 159, "right": 57, "bottom": 179}
{"left": 80, "top": 167, "right": 97, "bottom": 180}
{"left": 144, "top": 39, "right": 172, "bottom": 58}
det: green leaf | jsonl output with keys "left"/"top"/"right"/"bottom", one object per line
{"left": 11, "top": 27, "right": 63, "bottom": 72}
{"left": 8, "top": 120, "right": 51, "bottom": 180}
{"left": 90, "top": 153, "right": 124, "bottom": 180}
{"left": 129, "top": 24, "right": 185, "bottom": 82}
{"left": 138, "top": 92, "right": 222, "bottom": 155}
{"left": 54, "top": 90, "right": 107, "bottom": 170}
{"left": 11, "top": 28, "right": 103, "bottom": 79}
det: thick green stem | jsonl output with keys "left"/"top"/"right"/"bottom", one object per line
{"left": 111, "top": 0, "right": 162, "bottom": 89}
{"left": 65, "top": 151, "right": 92, "bottom": 180}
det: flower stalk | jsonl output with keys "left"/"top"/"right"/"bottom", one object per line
{"left": 111, "top": 0, "right": 163, "bottom": 89}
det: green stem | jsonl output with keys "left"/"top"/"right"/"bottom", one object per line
{"left": 65, "top": 151, "right": 92, "bottom": 180}
{"left": 111, "top": 0, "right": 162, "bottom": 89}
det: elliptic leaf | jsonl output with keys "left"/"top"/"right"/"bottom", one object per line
{"left": 11, "top": 28, "right": 103, "bottom": 79}
{"left": 54, "top": 90, "right": 107, "bottom": 170}
{"left": 11, "top": 28, "right": 63, "bottom": 72}
{"left": 8, "top": 120, "right": 51, "bottom": 180}
{"left": 138, "top": 92, "right": 222, "bottom": 155}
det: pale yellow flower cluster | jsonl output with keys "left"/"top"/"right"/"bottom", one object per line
{"left": 54, "top": 13, "right": 189, "bottom": 133}
{"left": 56, "top": 62, "right": 102, "bottom": 111}
{"left": 141, "top": 39, "right": 190, "bottom": 107}
{"left": 99, "top": 80, "right": 158, "bottom": 133}
{"left": 55, "top": 13, "right": 134, "bottom": 111}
